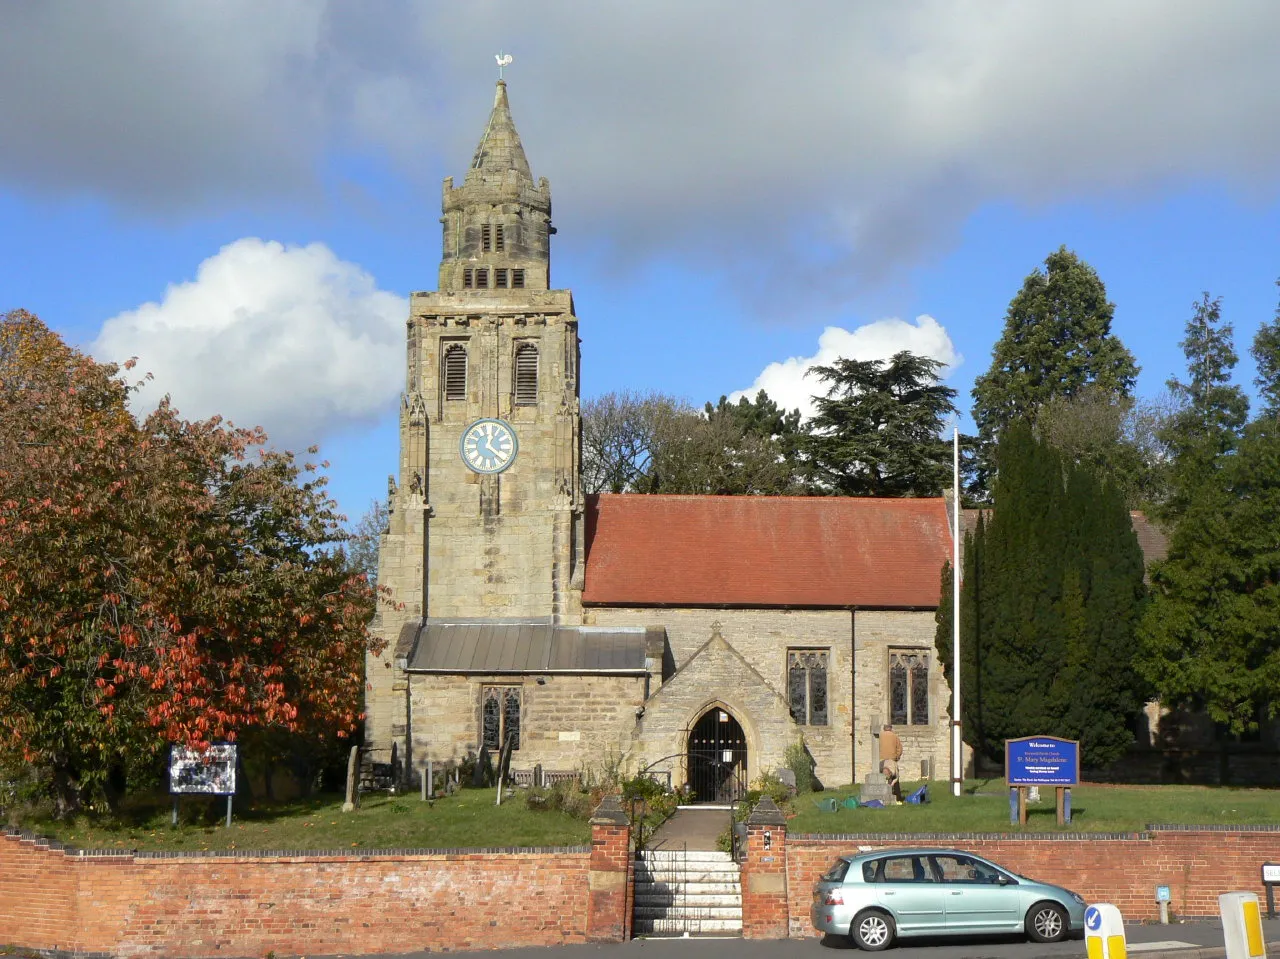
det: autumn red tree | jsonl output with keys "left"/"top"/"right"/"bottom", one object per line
{"left": 0, "top": 310, "right": 382, "bottom": 815}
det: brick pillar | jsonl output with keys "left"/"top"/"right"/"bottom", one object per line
{"left": 741, "top": 796, "right": 789, "bottom": 939}
{"left": 586, "top": 795, "right": 631, "bottom": 942}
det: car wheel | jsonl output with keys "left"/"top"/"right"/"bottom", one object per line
{"left": 850, "top": 909, "right": 895, "bottom": 951}
{"left": 1026, "top": 902, "right": 1068, "bottom": 943}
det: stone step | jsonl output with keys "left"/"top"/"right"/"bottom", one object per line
{"left": 635, "top": 882, "right": 743, "bottom": 897}
{"left": 636, "top": 867, "right": 740, "bottom": 882}
{"left": 638, "top": 849, "right": 734, "bottom": 863}
{"left": 633, "top": 917, "right": 743, "bottom": 936}
{"left": 635, "top": 910, "right": 743, "bottom": 922}
{"left": 634, "top": 901, "right": 742, "bottom": 915}
{"left": 635, "top": 892, "right": 742, "bottom": 908}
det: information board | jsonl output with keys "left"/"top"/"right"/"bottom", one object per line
{"left": 169, "top": 744, "right": 237, "bottom": 795}
{"left": 1005, "top": 736, "right": 1079, "bottom": 786}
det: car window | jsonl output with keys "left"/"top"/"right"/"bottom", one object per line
{"left": 823, "top": 858, "right": 851, "bottom": 882}
{"left": 933, "top": 855, "right": 1002, "bottom": 883}
{"left": 881, "top": 855, "right": 934, "bottom": 883}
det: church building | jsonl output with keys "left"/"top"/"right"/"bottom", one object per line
{"left": 364, "top": 80, "right": 957, "bottom": 798}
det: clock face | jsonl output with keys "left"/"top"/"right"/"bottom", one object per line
{"left": 460, "top": 418, "right": 518, "bottom": 474}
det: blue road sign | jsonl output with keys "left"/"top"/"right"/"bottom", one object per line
{"left": 1085, "top": 906, "right": 1102, "bottom": 931}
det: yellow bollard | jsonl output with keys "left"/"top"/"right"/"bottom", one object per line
{"left": 1085, "top": 904, "right": 1127, "bottom": 959}
{"left": 1220, "top": 892, "right": 1267, "bottom": 959}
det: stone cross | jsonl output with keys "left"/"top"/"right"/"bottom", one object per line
{"left": 869, "top": 713, "right": 882, "bottom": 769}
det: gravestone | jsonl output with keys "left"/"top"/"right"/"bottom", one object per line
{"left": 342, "top": 745, "right": 359, "bottom": 812}
{"left": 860, "top": 715, "right": 895, "bottom": 804}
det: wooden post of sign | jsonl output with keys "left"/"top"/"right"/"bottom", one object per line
{"left": 1018, "top": 786, "right": 1028, "bottom": 825}
{"left": 1055, "top": 787, "right": 1066, "bottom": 825}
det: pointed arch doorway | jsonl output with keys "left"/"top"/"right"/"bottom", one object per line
{"left": 686, "top": 707, "right": 747, "bottom": 804}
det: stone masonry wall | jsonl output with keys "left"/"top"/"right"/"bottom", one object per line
{"left": 624, "top": 631, "right": 795, "bottom": 789}
{"left": 586, "top": 607, "right": 951, "bottom": 787}
{"left": 416, "top": 298, "right": 580, "bottom": 622}
{"left": 407, "top": 672, "right": 645, "bottom": 774}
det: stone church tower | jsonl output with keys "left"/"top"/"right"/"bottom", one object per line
{"left": 365, "top": 81, "right": 585, "bottom": 757}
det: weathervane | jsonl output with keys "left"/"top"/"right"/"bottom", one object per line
{"left": 495, "top": 52, "right": 513, "bottom": 79}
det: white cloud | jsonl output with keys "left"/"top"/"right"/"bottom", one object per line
{"left": 729, "top": 315, "right": 961, "bottom": 420}
{"left": 92, "top": 238, "right": 405, "bottom": 450}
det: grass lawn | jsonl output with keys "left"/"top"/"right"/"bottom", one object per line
{"left": 785, "top": 779, "right": 1280, "bottom": 834}
{"left": 14, "top": 780, "right": 1280, "bottom": 853}
{"left": 18, "top": 789, "right": 592, "bottom": 853}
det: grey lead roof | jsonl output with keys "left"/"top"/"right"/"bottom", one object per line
{"left": 404, "top": 622, "right": 649, "bottom": 674}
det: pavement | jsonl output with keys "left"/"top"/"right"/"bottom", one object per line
{"left": 274, "top": 917, "right": 1280, "bottom": 959}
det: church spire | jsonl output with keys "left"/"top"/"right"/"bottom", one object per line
{"left": 468, "top": 80, "right": 533, "bottom": 183}
{"left": 439, "top": 79, "right": 552, "bottom": 293}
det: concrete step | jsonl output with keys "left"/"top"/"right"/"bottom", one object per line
{"left": 635, "top": 892, "right": 742, "bottom": 908}
{"left": 634, "top": 901, "right": 747, "bottom": 916}
{"left": 638, "top": 849, "right": 734, "bottom": 863}
{"left": 635, "top": 881, "right": 743, "bottom": 897}
{"left": 636, "top": 867, "right": 740, "bottom": 883}
{"left": 633, "top": 847, "right": 743, "bottom": 936}
{"left": 633, "top": 917, "right": 743, "bottom": 936}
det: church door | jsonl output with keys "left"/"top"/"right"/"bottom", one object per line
{"left": 686, "top": 708, "right": 747, "bottom": 804}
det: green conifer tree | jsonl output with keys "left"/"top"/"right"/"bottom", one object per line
{"left": 937, "top": 421, "right": 1147, "bottom": 768}
{"left": 1140, "top": 315, "right": 1280, "bottom": 736}
{"left": 971, "top": 247, "right": 1139, "bottom": 497}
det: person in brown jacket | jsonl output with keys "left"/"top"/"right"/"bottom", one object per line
{"left": 880, "top": 724, "right": 904, "bottom": 801}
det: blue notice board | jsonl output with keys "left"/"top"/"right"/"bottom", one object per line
{"left": 1006, "top": 736, "right": 1079, "bottom": 786}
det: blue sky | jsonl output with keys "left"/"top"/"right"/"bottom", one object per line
{"left": 3, "top": 2, "right": 1279, "bottom": 524}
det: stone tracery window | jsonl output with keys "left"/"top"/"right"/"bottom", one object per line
{"left": 788, "top": 649, "right": 829, "bottom": 726}
{"left": 889, "top": 649, "right": 930, "bottom": 726}
{"left": 482, "top": 685, "right": 521, "bottom": 751}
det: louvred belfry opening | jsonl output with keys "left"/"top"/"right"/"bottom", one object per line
{"left": 443, "top": 345, "right": 467, "bottom": 401}
{"left": 514, "top": 343, "right": 538, "bottom": 405}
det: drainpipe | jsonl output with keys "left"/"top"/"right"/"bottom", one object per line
{"left": 849, "top": 606, "right": 857, "bottom": 785}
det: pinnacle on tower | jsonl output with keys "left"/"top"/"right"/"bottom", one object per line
{"left": 469, "top": 80, "right": 533, "bottom": 183}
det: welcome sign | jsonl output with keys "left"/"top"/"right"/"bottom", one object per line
{"left": 1005, "top": 736, "right": 1079, "bottom": 786}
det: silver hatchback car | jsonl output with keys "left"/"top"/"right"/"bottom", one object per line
{"left": 811, "top": 848, "right": 1086, "bottom": 950}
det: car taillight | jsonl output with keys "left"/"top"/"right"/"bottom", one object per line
{"left": 824, "top": 891, "right": 844, "bottom": 906}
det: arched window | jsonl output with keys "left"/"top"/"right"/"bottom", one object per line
{"left": 443, "top": 344, "right": 467, "bottom": 402}
{"left": 889, "top": 649, "right": 930, "bottom": 726}
{"left": 514, "top": 342, "right": 538, "bottom": 406}
{"left": 787, "top": 649, "right": 829, "bottom": 726}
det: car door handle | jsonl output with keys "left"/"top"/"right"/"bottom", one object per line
{"left": 950, "top": 891, "right": 963, "bottom": 895}
{"left": 883, "top": 891, "right": 895, "bottom": 896}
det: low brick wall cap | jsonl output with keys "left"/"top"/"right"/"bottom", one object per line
{"left": 747, "top": 796, "right": 788, "bottom": 827}
{"left": 589, "top": 794, "right": 629, "bottom": 826}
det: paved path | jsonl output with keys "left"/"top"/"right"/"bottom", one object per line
{"left": 645, "top": 807, "right": 732, "bottom": 851}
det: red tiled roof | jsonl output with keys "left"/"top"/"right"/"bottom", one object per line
{"left": 582, "top": 494, "right": 952, "bottom": 608}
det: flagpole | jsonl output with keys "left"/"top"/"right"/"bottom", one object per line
{"left": 952, "top": 425, "right": 963, "bottom": 797}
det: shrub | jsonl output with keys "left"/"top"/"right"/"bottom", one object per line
{"left": 621, "top": 773, "right": 677, "bottom": 850}
{"left": 785, "top": 739, "right": 821, "bottom": 793}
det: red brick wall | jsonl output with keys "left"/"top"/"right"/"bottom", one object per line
{"left": 586, "top": 822, "right": 631, "bottom": 942}
{"left": 1, "top": 831, "right": 596, "bottom": 957}
{"left": 785, "top": 829, "right": 1280, "bottom": 937}
{"left": 741, "top": 823, "right": 789, "bottom": 939}
{"left": 0, "top": 834, "right": 81, "bottom": 951}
